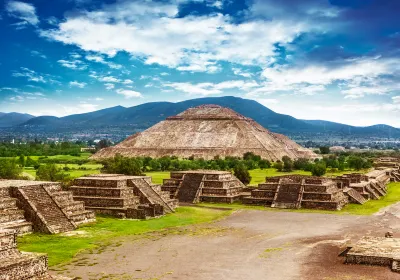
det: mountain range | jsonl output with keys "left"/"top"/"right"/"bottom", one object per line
{"left": 1, "top": 96, "right": 399, "bottom": 139}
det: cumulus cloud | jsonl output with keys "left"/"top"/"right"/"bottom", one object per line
{"left": 69, "top": 81, "right": 86, "bottom": 88}
{"left": 6, "top": 1, "right": 39, "bottom": 27}
{"left": 58, "top": 59, "right": 87, "bottom": 70}
{"left": 39, "top": 1, "right": 311, "bottom": 72}
{"left": 116, "top": 88, "right": 143, "bottom": 98}
{"left": 11, "top": 67, "right": 59, "bottom": 84}
{"left": 85, "top": 54, "right": 122, "bottom": 69}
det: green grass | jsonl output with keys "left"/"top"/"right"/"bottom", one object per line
{"left": 199, "top": 182, "right": 400, "bottom": 216}
{"left": 145, "top": 171, "right": 170, "bottom": 184}
{"left": 18, "top": 207, "right": 232, "bottom": 267}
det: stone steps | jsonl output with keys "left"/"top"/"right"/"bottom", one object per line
{"left": 20, "top": 186, "right": 76, "bottom": 234}
{"left": 68, "top": 210, "right": 96, "bottom": 225}
{"left": 177, "top": 174, "right": 204, "bottom": 203}
{"left": 0, "top": 220, "right": 33, "bottom": 235}
{"left": 370, "top": 182, "right": 386, "bottom": 197}
{"left": 73, "top": 195, "right": 139, "bottom": 208}
{"left": 0, "top": 198, "right": 17, "bottom": 210}
{"left": 69, "top": 186, "right": 132, "bottom": 197}
{"left": 0, "top": 209, "right": 25, "bottom": 224}
{"left": 343, "top": 188, "right": 368, "bottom": 204}
{"left": 130, "top": 179, "right": 175, "bottom": 214}
{"left": 365, "top": 185, "right": 380, "bottom": 199}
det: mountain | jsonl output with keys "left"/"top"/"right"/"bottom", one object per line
{"left": 11, "top": 96, "right": 400, "bottom": 139}
{"left": 0, "top": 112, "right": 35, "bottom": 127}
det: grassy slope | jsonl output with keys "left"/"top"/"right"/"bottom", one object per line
{"left": 18, "top": 207, "right": 232, "bottom": 267}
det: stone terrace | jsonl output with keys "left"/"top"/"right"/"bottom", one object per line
{"left": 243, "top": 175, "right": 348, "bottom": 210}
{"left": 0, "top": 181, "right": 95, "bottom": 234}
{"left": 71, "top": 174, "right": 177, "bottom": 219}
{"left": 0, "top": 229, "right": 70, "bottom": 279}
{"left": 162, "top": 170, "right": 245, "bottom": 204}
{"left": 344, "top": 236, "right": 400, "bottom": 273}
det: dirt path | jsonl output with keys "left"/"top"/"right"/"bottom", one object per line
{"left": 54, "top": 207, "right": 400, "bottom": 280}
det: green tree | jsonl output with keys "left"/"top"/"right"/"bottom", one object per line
{"left": 282, "top": 156, "right": 293, "bottom": 172}
{"left": 319, "top": 146, "right": 330, "bottom": 155}
{"left": 273, "top": 161, "right": 284, "bottom": 172}
{"left": 36, "top": 164, "right": 70, "bottom": 182}
{"left": 101, "top": 154, "right": 143, "bottom": 176}
{"left": 311, "top": 162, "right": 327, "bottom": 177}
{"left": 0, "top": 159, "right": 22, "bottom": 179}
{"left": 18, "top": 155, "right": 26, "bottom": 167}
{"left": 233, "top": 164, "right": 251, "bottom": 185}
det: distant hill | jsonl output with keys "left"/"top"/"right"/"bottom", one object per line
{"left": 12, "top": 96, "right": 400, "bottom": 138}
{"left": 0, "top": 112, "right": 35, "bottom": 127}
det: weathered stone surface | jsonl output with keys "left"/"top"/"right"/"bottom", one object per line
{"left": 162, "top": 170, "right": 245, "bottom": 204}
{"left": 92, "top": 105, "right": 317, "bottom": 161}
{"left": 71, "top": 174, "right": 177, "bottom": 219}
{"left": 0, "top": 181, "right": 95, "bottom": 234}
{"left": 344, "top": 236, "right": 400, "bottom": 273}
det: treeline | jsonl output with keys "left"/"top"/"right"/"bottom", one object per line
{"left": 0, "top": 142, "right": 83, "bottom": 157}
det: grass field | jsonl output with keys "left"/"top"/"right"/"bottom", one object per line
{"left": 18, "top": 207, "right": 232, "bottom": 267}
{"left": 199, "top": 182, "right": 400, "bottom": 216}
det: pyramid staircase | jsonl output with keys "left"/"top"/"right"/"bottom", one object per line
{"left": 343, "top": 188, "right": 368, "bottom": 204}
{"left": 271, "top": 183, "right": 303, "bottom": 209}
{"left": 370, "top": 181, "right": 386, "bottom": 197}
{"left": 129, "top": 178, "right": 177, "bottom": 214}
{"left": 0, "top": 188, "right": 32, "bottom": 235}
{"left": 392, "top": 171, "right": 400, "bottom": 182}
{"left": 13, "top": 185, "right": 76, "bottom": 234}
{"left": 365, "top": 185, "right": 381, "bottom": 200}
{"left": 176, "top": 174, "right": 205, "bottom": 203}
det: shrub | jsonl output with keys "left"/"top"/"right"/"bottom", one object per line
{"left": 0, "top": 159, "right": 22, "bottom": 179}
{"left": 36, "top": 164, "right": 70, "bottom": 183}
{"left": 311, "top": 162, "right": 327, "bottom": 177}
{"left": 234, "top": 164, "right": 251, "bottom": 185}
{"left": 273, "top": 161, "right": 284, "bottom": 172}
{"left": 101, "top": 154, "right": 143, "bottom": 176}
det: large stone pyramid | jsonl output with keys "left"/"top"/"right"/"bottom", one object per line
{"left": 92, "top": 105, "right": 317, "bottom": 161}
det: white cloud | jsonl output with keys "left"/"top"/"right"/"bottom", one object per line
{"left": 69, "top": 81, "right": 87, "bottom": 88}
{"left": 104, "top": 83, "right": 115, "bottom": 90}
{"left": 122, "top": 79, "right": 133, "bottom": 85}
{"left": 6, "top": 1, "right": 39, "bottom": 26}
{"left": 164, "top": 80, "right": 259, "bottom": 96}
{"left": 31, "top": 50, "right": 47, "bottom": 59}
{"left": 393, "top": 96, "right": 400, "bottom": 104}
{"left": 12, "top": 67, "right": 45, "bottom": 83}
{"left": 85, "top": 54, "right": 122, "bottom": 69}
{"left": 98, "top": 76, "right": 121, "bottom": 83}
{"left": 232, "top": 67, "right": 252, "bottom": 78}
{"left": 58, "top": 59, "right": 87, "bottom": 70}
{"left": 40, "top": 1, "right": 311, "bottom": 72}
{"left": 116, "top": 88, "right": 143, "bottom": 98}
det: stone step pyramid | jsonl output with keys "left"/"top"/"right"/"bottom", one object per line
{"left": 91, "top": 104, "right": 318, "bottom": 161}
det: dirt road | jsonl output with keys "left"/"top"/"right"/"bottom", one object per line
{"left": 56, "top": 206, "right": 400, "bottom": 280}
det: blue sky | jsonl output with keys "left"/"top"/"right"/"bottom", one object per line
{"left": 0, "top": 0, "right": 399, "bottom": 127}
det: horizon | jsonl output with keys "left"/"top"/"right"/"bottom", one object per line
{"left": 1, "top": 95, "right": 400, "bottom": 129}
{"left": 1, "top": 0, "right": 399, "bottom": 127}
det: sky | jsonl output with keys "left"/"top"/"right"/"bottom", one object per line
{"left": 0, "top": 0, "right": 399, "bottom": 127}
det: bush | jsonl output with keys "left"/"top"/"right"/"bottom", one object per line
{"left": 101, "top": 154, "right": 143, "bottom": 176}
{"left": 36, "top": 164, "right": 70, "bottom": 182}
{"left": 234, "top": 164, "right": 252, "bottom": 185}
{"left": 282, "top": 156, "right": 293, "bottom": 172}
{"left": 0, "top": 159, "right": 22, "bottom": 179}
{"left": 311, "top": 162, "right": 327, "bottom": 177}
{"left": 273, "top": 161, "right": 283, "bottom": 172}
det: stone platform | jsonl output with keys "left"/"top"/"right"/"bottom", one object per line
{"left": 0, "top": 229, "right": 71, "bottom": 280}
{"left": 344, "top": 236, "right": 400, "bottom": 273}
{"left": 243, "top": 175, "right": 348, "bottom": 210}
{"left": 71, "top": 174, "right": 178, "bottom": 219}
{"left": 0, "top": 181, "right": 95, "bottom": 234}
{"left": 162, "top": 170, "right": 245, "bottom": 204}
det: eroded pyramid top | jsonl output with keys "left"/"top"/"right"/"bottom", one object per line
{"left": 167, "top": 104, "right": 251, "bottom": 120}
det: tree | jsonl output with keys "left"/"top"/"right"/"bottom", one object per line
{"left": 347, "top": 156, "right": 364, "bottom": 171}
{"left": 234, "top": 164, "right": 251, "bottom": 185}
{"left": 0, "top": 159, "right": 22, "bottom": 179}
{"left": 293, "top": 158, "right": 309, "bottom": 170}
{"left": 18, "top": 155, "right": 26, "bottom": 167}
{"left": 101, "top": 154, "right": 143, "bottom": 176}
{"left": 273, "top": 161, "right": 284, "bottom": 172}
{"left": 282, "top": 156, "right": 293, "bottom": 172}
{"left": 97, "top": 139, "right": 112, "bottom": 150}
{"left": 258, "top": 159, "right": 271, "bottom": 169}
{"left": 36, "top": 164, "right": 70, "bottom": 182}
{"left": 319, "top": 146, "right": 330, "bottom": 155}
{"left": 311, "top": 162, "right": 327, "bottom": 177}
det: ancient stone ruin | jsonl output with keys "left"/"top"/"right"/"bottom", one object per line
{"left": 0, "top": 229, "right": 69, "bottom": 279}
{"left": 374, "top": 157, "right": 400, "bottom": 182}
{"left": 242, "top": 175, "right": 348, "bottom": 210}
{"left": 0, "top": 181, "right": 95, "bottom": 235}
{"left": 70, "top": 174, "right": 178, "bottom": 219}
{"left": 343, "top": 235, "right": 400, "bottom": 273}
{"left": 162, "top": 170, "right": 244, "bottom": 203}
{"left": 91, "top": 104, "right": 317, "bottom": 161}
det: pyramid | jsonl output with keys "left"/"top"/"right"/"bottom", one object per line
{"left": 92, "top": 105, "right": 317, "bottom": 161}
